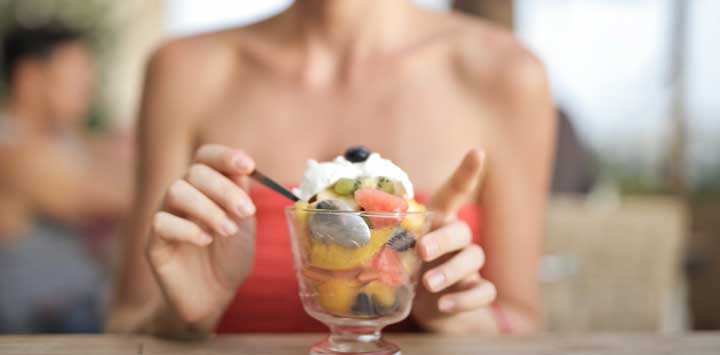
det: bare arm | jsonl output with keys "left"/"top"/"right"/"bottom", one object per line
{"left": 107, "top": 42, "right": 208, "bottom": 333}
{"left": 106, "top": 39, "right": 254, "bottom": 338}
{"left": 412, "top": 49, "right": 555, "bottom": 334}
{"left": 4, "top": 139, "right": 131, "bottom": 222}
{"left": 479, "top": 52, "right": 555, "bottom": 333}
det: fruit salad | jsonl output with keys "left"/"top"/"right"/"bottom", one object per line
{"left": 289, "top": 147, "right": 431, "bottom": 321}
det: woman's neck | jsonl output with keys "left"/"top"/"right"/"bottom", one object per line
{"left": 283, "top": 0, "right": 420, "bottom": 87}
{"left": 291, "top": 0, "right": 412, "bottom": 49}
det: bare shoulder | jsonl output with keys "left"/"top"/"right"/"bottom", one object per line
{"left": 148, "top": 20, "right": 272, "bottom": 81}
{"left": 443, "top": 12, "right": 551, "bottom": 109}
{"left": 0, "top": 136, "right": 67, "bottom": 187}
{"left": 146, "top": 30, "right": 239, "bottom": 100}
{"left": 141, "top": 25, "right": 262, "bottom": 126}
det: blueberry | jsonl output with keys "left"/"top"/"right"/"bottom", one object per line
{"left": 387, "top": 228, "right": 416, "bottom": 252}
{"left": 351, "top": 292, "right": 375, "bottom": 316}
{"left": 344, "top": 146, "right": 371, "bottom": 163}
{"left": 315, "top": 200, "right": 344, "bottom": 210}
{"left": 371, "top": 297, "right": 399, "bottom": 316}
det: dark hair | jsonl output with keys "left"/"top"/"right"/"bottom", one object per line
{"left": 1, "top": 26, "right": 84, "bottom": 88}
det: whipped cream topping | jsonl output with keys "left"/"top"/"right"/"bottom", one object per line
{"left": 293, "top": 153, "right": 414, "bottom": 201}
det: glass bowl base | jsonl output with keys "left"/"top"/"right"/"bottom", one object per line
{"left": 308, "top": 326, "right": 400, "bottom": 355}
{"left": 309, "top": 337, "right": 400, "bottom": 355}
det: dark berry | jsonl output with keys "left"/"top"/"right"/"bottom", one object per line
{"left": 344, "top": 146, "right": 371, "bottom": 163}
{"left": 351, "top": 292, "right": 375, "bottom": 315}
{"left": 314, "top": 199, "right": 344, "bottom": 210}
{"left": 371, "top": 295, "right": 399, "bottom": 316}
{"left": 387, "top": 228, "right": 416, "bottom": 252}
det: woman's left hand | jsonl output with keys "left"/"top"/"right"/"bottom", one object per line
{"left": 412, "top": 149, "right": 497, "bottom": 329}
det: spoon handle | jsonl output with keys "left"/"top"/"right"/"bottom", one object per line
{"left": 250, "top": 170, "right": 300, "bottom": 202}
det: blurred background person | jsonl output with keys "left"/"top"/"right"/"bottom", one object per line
{"left": 0, "top": 25, "right": 132, "bottom": 333}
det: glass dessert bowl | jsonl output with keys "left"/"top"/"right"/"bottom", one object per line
{"left": 285, "top": 146, "right": 432, "bottom": 355}
{"left": 286, "top": 208, "right": 432, "bottom": 355}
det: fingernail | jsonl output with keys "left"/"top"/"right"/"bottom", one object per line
{"left": 244, "top": 201, "right": 256, "bottom": 215}
{"left": 200, "top": 232, "right": 213, "bottom": 245}
{"left": 234, "top": 155, "right": 251, "bottom": 172}
{"left": 426, "top": 272, "right": 445, "bottom": 292}
{"left": 439, "top": 298, "right": 455, "bottom": 312}
{"left": 235, "top": 200, "right": 256, "bottom": 216}
{"left": 234, "top": 204, "right": 246, "bottom": 217}
{"left": 222, "top": 219, "right": 238, "bottom": 236}
{"left": 423, "top": 240, "right": 438, "bottom": 260}
{"left": 234, "top": 203, "right": 247, "bottom": 217}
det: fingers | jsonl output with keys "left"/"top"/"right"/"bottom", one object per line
{"left": 164, "top": 179, "right": 238, "bottom": 237}
{"left": 152, "top": 211, "right": 213, "bottom": 246}
{"left": 150, "top": 145, "right": 255, "bottom": 251}
{"left": 454, "top": 271, "right": 482, "bottom": 289}
{"left": 417, "top": 221, "right": 473, "bottom": 262}
{"left": 423, "top": 243, "right": 485, "bottom": 293}
{"left": 194, "top": 144, "right": 255, "bottom": 175}
{"left": 437, "top": 279, "right": 497, "bottom": 313}
{"left": 427, "top": 149, "right": 485, "bottom": 227}
{"left": 186, "top": 163, "right": 256, "bottom": 218}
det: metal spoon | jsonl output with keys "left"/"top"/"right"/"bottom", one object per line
{"left": 309, "top": 199, "right": 371, "bottom": 248}
{"left": 250, "top": 170, "right": 300, "bottom": 202}
{"left": 250, "top": 170, "right": 370, "bottom": 249}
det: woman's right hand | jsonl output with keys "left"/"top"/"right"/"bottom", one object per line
{"left": 146, "top": 144, "right": 257, "bottom": 331}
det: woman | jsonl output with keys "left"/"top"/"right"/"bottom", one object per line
{"left": 108, "top": 0, "right": 555, "bottom": 337}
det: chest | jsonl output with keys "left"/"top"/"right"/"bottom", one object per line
{"left": 198, "top": 67, "right": 493, "bottom": 190}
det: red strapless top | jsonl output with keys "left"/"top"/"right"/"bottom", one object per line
{"left": 216, "top": 184, "right": 482, "bottom": 333}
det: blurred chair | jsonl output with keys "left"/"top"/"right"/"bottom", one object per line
{"left": 541, "top": 195, "right": 688, "bottom": 332}
{"left": 551, "top": 109, "right": 597, "bottom": 195}
{"left": 687, "top": 198, "right": 720, "bottom": 330}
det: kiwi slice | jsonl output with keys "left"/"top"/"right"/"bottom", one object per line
{"left": 377, "top": 177, "right": 395, "bottom": 194}
{"left": 333, "top": 178, "right": 357, "bottom": 195}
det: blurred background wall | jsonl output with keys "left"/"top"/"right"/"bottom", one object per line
{"left": 1, "top": 0, "right": 718, "bottom": 332}
{"left": 6, "top": 0, "right": 716, "bottom": 193}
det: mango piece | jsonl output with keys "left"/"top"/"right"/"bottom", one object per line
{"left": 317, "top": 279, "right": 359, "bottom": 314}
{"left": 295, "top": 200, "right": 310, "bottom": 222}
{"left": 401, "top": 199, "right": 428, "bottom": 234}
{"left": 310, "top": 227, "right": 394, "bottom": 270}
{"left": 364, "top": 280, "right": 396, "bottom": 308}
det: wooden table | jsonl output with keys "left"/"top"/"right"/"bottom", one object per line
{"left": 0, "top": 333, "right": 718, "bottom": 354}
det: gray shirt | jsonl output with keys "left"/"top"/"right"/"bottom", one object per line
{"left": 0, "top": 219, "right": 104, "bottom": 333}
